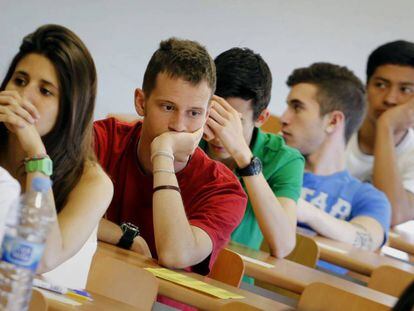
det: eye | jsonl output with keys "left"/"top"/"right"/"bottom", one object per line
{"left": 40, "top": 87, "right": 53, "bottom": 96}
{"left": 161, "top": 104, "right": 174, "bottom": 112}
{"left": 292, "top": 103, "right": 302, "bottom": 112}
{"left": 401, "top": 86, "right": 414, "bottom": 95}
{"left": 374, "top": 81, "right": 387, "bottom": 89}
{"left": 13, "top": 77, "right": 27, "bottom": 87}
{"left": 188, "top": 110, "right": 202, "bottom": 118}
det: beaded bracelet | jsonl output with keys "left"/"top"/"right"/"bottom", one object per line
{"left": 153, "top": 168, "right": 175, "bottom": 174}
{"left": 150, "top": 151, "right": 174, "bottom": 163}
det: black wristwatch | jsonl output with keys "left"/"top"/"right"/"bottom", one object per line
{"left": 236, "top": 156, "right": 262, "bottom": 176}
{"left": 117, "top": 222, "right": 140, "bottom": 250}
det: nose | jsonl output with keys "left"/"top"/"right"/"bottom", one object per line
{"left": 168, "top": 112, "right": 186, "bottom": 132}
{"left": 384, "top": 87, "right": 399, "bottom": 107}
{"left": 280, "top": 109, "right": 291, "bottom": 126}
{"left": 20, "top": 85, "right": 37, "bottom": 105}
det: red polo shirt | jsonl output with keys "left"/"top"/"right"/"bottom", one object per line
{"left": 93, "top": 118, "right": 247, "bottom": 274}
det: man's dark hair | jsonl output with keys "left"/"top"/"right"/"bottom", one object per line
{"left": 367, "top": 40, "right": 414, "bottom": 82}
{"left": 287, "top": 62, "right": 365, "bottom": 143}
{"left": 143, "top": 38, "right": 216, "bottom": 97}
{"left": 214, "top": 47, "right": 272, "bottom": 120}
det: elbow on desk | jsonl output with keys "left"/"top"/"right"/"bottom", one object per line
{"left": 269, "top": 234, "right": 296, "bottom": 259}
{"left": 157, "top": 250, "right": 192, "bottom": 269}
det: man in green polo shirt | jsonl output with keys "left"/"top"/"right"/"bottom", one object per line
{"left": 200, "top": 47, "right": 304, "bottom": 258}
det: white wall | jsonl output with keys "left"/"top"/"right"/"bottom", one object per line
{"left": 2, "top": 0, "right": 414, "bottom": 119}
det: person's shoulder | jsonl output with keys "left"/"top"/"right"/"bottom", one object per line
{"left": 94, "top": 117, "right": 142, "bottom": 153}
{"left": 94, "top": 117, "right": 140, "bottom": 135}
{"left": 0, "top": 166, "right": 20, "bottom": 193}
{"left": 260, "top": 131, "right": 303, "bottom": 159}
{"left": 350, "top": 175, "right": 389, "bottom": 203}
{"left": 78, "top": 161, "right": 114, "bottom": 198}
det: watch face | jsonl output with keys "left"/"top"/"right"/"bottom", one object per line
{"left": 251, "top": 157, "right": 262, "bottom": 174}
{"left": 121, "top": 222, "right": 140, "bottom": 237}
{"left": 237, "top": 156, "right": 262, "bottom": 176}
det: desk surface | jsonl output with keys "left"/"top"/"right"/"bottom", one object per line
{"left": 97, "top": 242, "right": 293, "bottom": 311}
{"left": 311, "top": 235, "right": 414, "bottom": 276}
{"left": 46, "top": 291, "right": 138, "bottom": 311}
{"left": 389, "top": 231, "right": 414, "bottom": 256}
{"left": 227, "top": 241, "right": 397, "bottom": 308}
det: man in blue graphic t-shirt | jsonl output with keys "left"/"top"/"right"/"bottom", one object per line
{"left": 281, "top": 63, "right": 391, "bottom": 273}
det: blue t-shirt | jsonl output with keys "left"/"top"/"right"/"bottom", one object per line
{"left": 300, "top": 171, "right": 391, "bottom": 274}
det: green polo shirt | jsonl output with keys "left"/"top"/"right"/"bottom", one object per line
{"left": 200, "top": 127, "right": 304, "bottom": 251}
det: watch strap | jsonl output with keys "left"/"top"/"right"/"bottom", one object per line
{"left": 25, "top": 156, "right": 53, "bottom": 176}
{"left": 117, "top": 223, "right": 140, "bottom": 250}
{"left": 236, "top": 156, "right": 262, "bottom": 176}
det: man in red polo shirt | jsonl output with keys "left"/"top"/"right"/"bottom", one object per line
{"left": 94, "top": 38, "right": 247, "bottom": 275}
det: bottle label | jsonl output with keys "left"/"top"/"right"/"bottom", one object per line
{"left": 1, "top": 234, "right": 45, "bottom": 272}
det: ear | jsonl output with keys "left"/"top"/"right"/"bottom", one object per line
{"left": 325, "top": 110, "right": 345, "bottom": 134}
{"left": 134, "top": 88, "right": 146, "bottom": 117}
{"left": 254, "top": 108, "right": 270, "bottom": 127}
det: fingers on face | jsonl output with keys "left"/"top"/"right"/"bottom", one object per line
{"left": 203, "top": 124, "right": 215, "bottom": 141}
{"left": 0, "top": 91, "right": 40, "bottom": 124}
{"left": 0, "top": 107, "right": 27, "bottom": 128}
{"left": 209, "top": 108, "right": 227, "bottom": 126}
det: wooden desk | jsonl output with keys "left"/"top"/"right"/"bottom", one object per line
{"left": 227, "top": 241, "right": 397, "bottom": 309}
{"left": 97, "top": 242, "right": 293, "bottom": 311}
{"left": 311, "top": 235, "right": 414, "bottom": 276}
{"left": 46, "top": 291, "right": 138, "bottom": 311}
{"left": 389, "top": 231, "right": 414, "bottom": 256}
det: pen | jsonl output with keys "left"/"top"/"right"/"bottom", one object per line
{"left": 33, "top": 279, "right": 67, "bottom": 294}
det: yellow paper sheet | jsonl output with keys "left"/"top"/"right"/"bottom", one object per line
{"left": 145, "top": 268, "right": 244, "bottom": 299}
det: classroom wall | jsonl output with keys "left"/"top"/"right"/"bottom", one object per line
{"left": 2, "top": 0, "right": 413, "bottom": 119}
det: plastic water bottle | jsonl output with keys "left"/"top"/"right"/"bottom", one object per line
{"left": 0, "top": 177, "right": 55, "bottom": 311}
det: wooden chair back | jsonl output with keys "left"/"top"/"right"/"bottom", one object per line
{"left": 220, "top": 301, "right": 263, "bottom": 310}
{"left": 86, "top": 251, "right": 158, "bottom": 310}
{"left": 256, "top": 234, "right": 320, "bottom": 298}
{"left": 297, "top": 282, "right": 390, "bottom": 311}
{"left": 209, "top": 248, "right": 245, "bottom": 287}
{"left": 260, "top": 233, "right": 319, "bottom": 268}
{"left": 368, "top": 265, "right": 414, "bottom": 297}
{"left": 260, "top": 114, "right": 281, "bottom": 134}
{"left": 29, "top": 289, "right": 48, "bottom": 311}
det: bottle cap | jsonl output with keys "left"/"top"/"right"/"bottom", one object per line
{"left": 31, "top": 177, "right": 52, "bottom": 192}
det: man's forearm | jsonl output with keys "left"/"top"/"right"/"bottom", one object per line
{"left": 373, "top": 122, "right": 414, "bottom": 225}
{"left": 301, "top": 200, "right": 378, "bottom": 250}
{"left": 244, "top": 174, "right": 296, "bottom": 258}
{"left": 98, "top": 218, "right": 123, "bottom": 245}
{"left": 152, "top": 155, "right": 208, "bottom": 268}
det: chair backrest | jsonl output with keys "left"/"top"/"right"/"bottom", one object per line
{"left": 368, "top": 265, "right": 414, "bottom": 297}
{"left": 219, "top": 301, "right": 263, "bottom": 310}
{"left": 209, "top": 248, "right": 245, "bottom": 287}
{"left": 260, "top": 114, "right": 281, "bottom": 134}
{"left": 261, "top": 233, "right": 320, "bottom": 268}
{"left": 297, "top": 282, "right": 390, "bottom": 311}
{"left": 86, "top": 251, "right": 158, "bottom": 310}
{"left": 256, "top": 234, "right": 320, "bottom": 299}
{"left": 29, "top": 289, "right": 48, "bottom": 311}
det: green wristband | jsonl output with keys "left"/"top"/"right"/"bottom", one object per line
{"left": 25, "top": 157, "right": 53, "bottom": 176}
